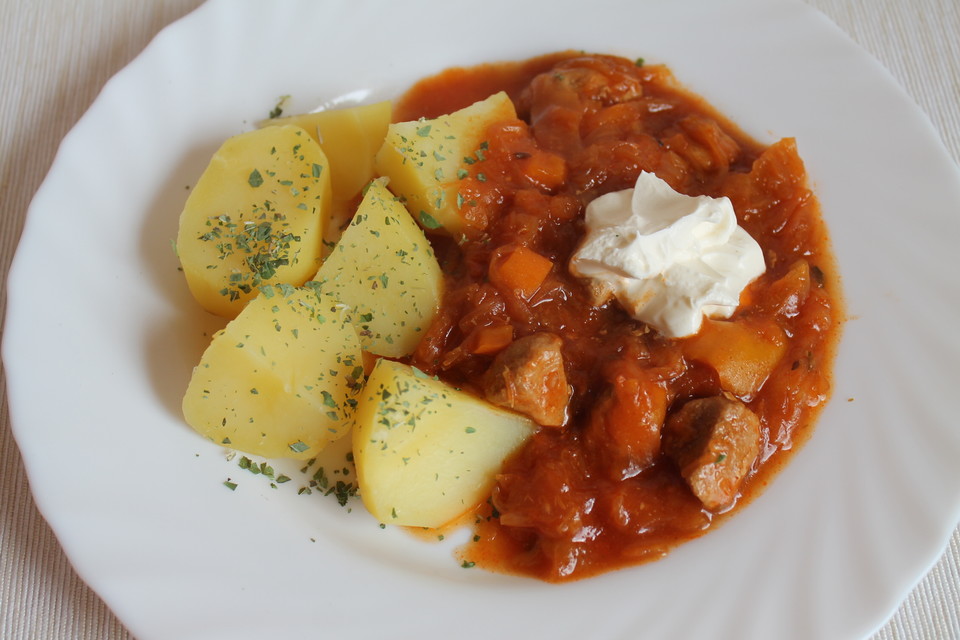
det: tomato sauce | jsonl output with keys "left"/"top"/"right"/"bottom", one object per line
{"left": 397, "top": 52, "right": 843, "bottom": 581}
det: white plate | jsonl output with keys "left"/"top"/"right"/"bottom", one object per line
{"left": 5, "top": 0, "right": 960, "bottom": 638}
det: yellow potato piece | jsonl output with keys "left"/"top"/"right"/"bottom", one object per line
{"left": 353, "top": 359, "right": 535, "bottom": 528}
{"left": 177, "top": 125, "right": 331, "bottom": 318}
{"left": 182, "top": 283, "right": 363, "bottom": 460}
{"left": 374, "top": 92, "right": 516, "bottom": 237}
{"left": 265, "top": 101, "right": 391, "bottom": 205}
{"left": 682, "top": 317, "right": 787, "bottom": 400}
{"left": 313, "top": 178, "right": 442, "bottom": 358}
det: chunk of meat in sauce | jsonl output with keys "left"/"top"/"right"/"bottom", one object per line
{"left": 662, "top": 396, "right": 761, "bottom": 510}
{"left": 521, "top": 55, "right": 644, "bottom": 117}
{"left": 518, "top": 55, "right": 644, "bottom": 159}
{"left": 483, "top": 333, "right": 571, "bottom": 426}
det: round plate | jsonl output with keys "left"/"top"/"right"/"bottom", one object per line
{"left": 5, "top": 0, "right": 960, "bottom": 638}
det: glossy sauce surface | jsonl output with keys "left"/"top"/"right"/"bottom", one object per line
{"left": 398, "top": 52, "right": 842, "bottom": 581}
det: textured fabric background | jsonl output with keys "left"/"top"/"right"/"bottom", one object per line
{"left": 1, "top": 1, "right": 958, "bottom": 638}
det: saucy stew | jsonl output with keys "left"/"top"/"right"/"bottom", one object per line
{"left": 396, "top": 52, "right": 842, "bottom": 581}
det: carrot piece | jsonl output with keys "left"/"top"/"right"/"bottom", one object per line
{"left": 517, "top": 151, "right": 567, "bottom": 192}
{"left": 488, "top": 244, "right": 553, "bottom": 298}
{"left": 465, "top": 324, "right": 514, "bottom": 355}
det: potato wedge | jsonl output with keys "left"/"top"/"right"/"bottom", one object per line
{"left": 177, "top": 125, "right": 331, "bottom": 318}
{"left": 374, "top": 92, "right": 516, "bottom": 236}
{"left": 682, "top": 317, "right": 787, "bottom": 400}
{"left": 264, "top": 101, "right": 391, "bottom": 204}
{"left": 353, "top": 359, "right": 535, "bottom": 528}
{"left": 313, "top": 178, "right": 442, "bottom": 358}
{"left": 182, "top": 283, "right": 363, "bottom": 460}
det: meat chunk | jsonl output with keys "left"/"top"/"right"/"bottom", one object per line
{"left": 483, "top": 333, "right": 571, "bottom": 426}
{"left": 523, "top": 55, "right": 645, "bottom": 115}
{"left": 519, "top": 55, "right": 645, "bottom": 157}
{"left": 662, "top": 396, "right": 761, "bottom": 510}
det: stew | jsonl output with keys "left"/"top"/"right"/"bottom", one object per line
{"left": 396, "top": 52, "right": 842, "bottom": 581}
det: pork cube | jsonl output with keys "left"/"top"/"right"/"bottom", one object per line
{"left": 483, "top": 333, "right": 571, "bottom": 426}
{"left": 662, "top": 396, "right": 761, "bottom": 510}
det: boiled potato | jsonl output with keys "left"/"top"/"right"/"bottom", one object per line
{"left": 312, "top": 178, "right": 442, "bottom": 358}
{"left": 177, "top": 125, "right": 331, "bottom": 318}
{"left": 353, "top": 359, "right": 535, "bottom": 528}
{"left": 182, "top": 283, "right": 363, "bottom": 460}
{"left": 265, "top": 101, "right": 391, "bottom": 205}
{"left": 374, "top": 92, "right": 516, "bottom": 236}
{"left": 682, "top": 317, "right": 787, "bottom": 400}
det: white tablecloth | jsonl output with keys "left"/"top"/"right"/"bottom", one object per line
{"left": 1, "top": 1, "right": 958, "bottom": 637}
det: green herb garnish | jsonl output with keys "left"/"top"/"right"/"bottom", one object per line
{"left": 289, "top": 440, "right": 310, "bottom": 453}
{"left": 418, "top": 211, "right": 442, "bottom": 229}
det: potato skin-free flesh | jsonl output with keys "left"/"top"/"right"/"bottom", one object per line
{"left": 352, "top": 359, "right": 534, "bottom": 528}
{"left": 176, "top": 125, "right": 331, "bottom": 318}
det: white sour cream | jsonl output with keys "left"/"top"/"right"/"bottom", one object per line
{"left": 569, "top": 171, "right": 765, "bottom": 338}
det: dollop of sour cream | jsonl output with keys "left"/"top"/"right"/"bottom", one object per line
{"left": 569, "top": 171, "right": 765, "bottom": 338}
